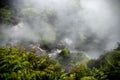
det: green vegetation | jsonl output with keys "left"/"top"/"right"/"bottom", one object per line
{"left": 59, "top": 48, "right": 70, "bottom": 57}
{"left": 0, "top": 8, "right": 12, "bottom": 23}
{"left": 0, "top": 44, "right": 120, "bottom": 80}
{"left": 87, "top": 44, "right": 120, "bottom": 80}
{"left": 0, "top": 45, "right": 64, "bottom": 80}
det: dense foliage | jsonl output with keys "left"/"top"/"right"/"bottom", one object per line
{"left": 87, "top": 44, "right": 120, "bottom": 80}
{"left": 0, "top": 44, "right": 120, "bottom": 80}
{"left": 0, "top": 45, "right": 65, "bottom": 80}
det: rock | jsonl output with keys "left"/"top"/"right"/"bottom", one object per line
{"left": 30, "top": 44, "right": 46, "bottom": 55}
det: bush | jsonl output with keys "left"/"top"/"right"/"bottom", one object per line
{"left": 59, "top": 48, "right": 70, "bottom": 57}
{"left": 69, "top": 64, "right": 89, "bottom": 80}
{"left": 0, "top": 46, "right": 65, "bottom": 80}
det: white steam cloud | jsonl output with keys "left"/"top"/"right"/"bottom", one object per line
{"left": 1, "top": 0, "right": 120, "bottom": 58}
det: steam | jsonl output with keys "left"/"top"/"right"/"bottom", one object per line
{"left": 49, "top": 49, "right": 62, "bottom": 58}
{"left": 0, "top": 0, "right": 120, "bottom": 58}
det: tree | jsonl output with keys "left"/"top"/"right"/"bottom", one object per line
{"left": 87, "top": 43, "right": 120, "bottom": 80}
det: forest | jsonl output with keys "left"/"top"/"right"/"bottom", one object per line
{"left": 0, "top": 0, "right": 120, "bottom": 80}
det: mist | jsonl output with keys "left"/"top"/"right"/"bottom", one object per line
{"left": 0, "top": 0, "right": 120, "bottom": 58}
